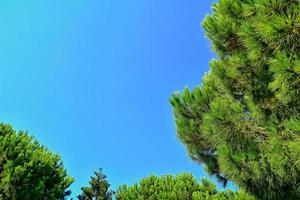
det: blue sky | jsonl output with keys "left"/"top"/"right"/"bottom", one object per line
{"left": 0, "top": 0, "right": 234, "bottom": 197}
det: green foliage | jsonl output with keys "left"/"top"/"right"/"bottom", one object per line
{"left": 77, "top": 168, "right": 114, "bottom": 200}
{"left": 170, "top": 0, "right": 300, "bottom": 199}
{"left": 0, "top": 123, "right": 74, "bottom": 200}
{"left": 115, "top": 173, "right": 255, "bottom": 200}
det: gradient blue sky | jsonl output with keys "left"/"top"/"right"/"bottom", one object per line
{"left": 0, "top": 0, "right": 234, "bottom": 197}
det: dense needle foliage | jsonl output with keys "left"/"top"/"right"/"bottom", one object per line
{"left": 170, "top": 0, "right": 300, "bottom": 199}
{"left": 0, "top": 124, "right": 73, "bottom": 200}
{"left": 115, "top": 173, "right": 254, "bottom": 200}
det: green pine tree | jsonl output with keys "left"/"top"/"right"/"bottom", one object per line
{"left": 170, "top": 0, "right": 300, "bottom": 199}
{"left": 77, "top": 168, "right": 114, "bottom": 200}
{"left": 115, "top": 173, "right": 255, "bottom": 200}
{"left": 0, "top": 123, "right": 74, "bottom": 200}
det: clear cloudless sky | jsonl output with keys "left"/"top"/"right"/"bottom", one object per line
{"left": 0, "top": 0, "right": 235, "bottom": 198}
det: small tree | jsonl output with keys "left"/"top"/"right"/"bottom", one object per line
{"left": 0, "top": 123, "right": 74, "bottom": 200}
{"left": 170, "top": 0, "right": 300, "bottom": 199}
{"left": 77, "top": 168, "right": 114, "bottom": 200}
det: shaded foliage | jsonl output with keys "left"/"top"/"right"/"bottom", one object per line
{"left": 170, "top": 0, "right": 300, "bottom": 199}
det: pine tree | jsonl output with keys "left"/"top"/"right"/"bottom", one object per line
{"left": 115, "top": 173, "right": 255, "bottom": 200}
{"left": 170, "top": 0, "right": 300, "bottom": 199}
{"left": 77, "top": 168, "right": 114, "bottom": 200}
{"left": 0, "top": 123, "right": 74, "bottom": 200}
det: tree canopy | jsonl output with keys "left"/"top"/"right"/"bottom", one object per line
{"left": 115, "top": 173, "right": 254, "bottom": 200}
{"left": 170, "top": 0, "right": 300, "bottom": 199}
{"left": 0, "top": 123, "right": 73, "bottom": 200}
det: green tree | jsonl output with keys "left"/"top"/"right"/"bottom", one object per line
{"left": 0, "top": 123, "right": 74, "bottom": 200}
{"left": 115, "top": 173, "right": 255, "bottom": 200}
{"left": 77, "top": 168, "right": 114, "bottom": 200}
{"left": 170, "top": 0, "right": 300, "bottom": 199}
